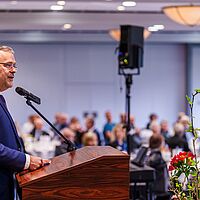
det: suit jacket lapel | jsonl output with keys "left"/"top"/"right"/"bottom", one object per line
{"left": 0, "top": 95, "right": 24, "bottom": 151}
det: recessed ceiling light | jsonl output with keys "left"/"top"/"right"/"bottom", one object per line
{"left": 57, "top": 1, "right": 66, "bottom": 6}
{"left": 122, "top": 1, "right": 136, "bottom": 7}
{"left": 105, "top": 0, "right": 112, "bottom": 1}
{"left": 50, "top": 5, "right": 64, "bottom": 11}
{"left": 117, "top": 5, "right": 125, "bottom": 11}
{"left": 63, "top": 23, "right": 72, "bottom": 30}
{"left": 10, "top": 1, "right": 18, "bottom": 5}
{"left": 154, "top": 24, "right": 165, "bottom": 30}
{"left": 148, "top": 26, "right": 158, "bottom": 32}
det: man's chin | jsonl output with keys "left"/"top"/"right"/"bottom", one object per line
{"left": 7, "top": 82, "right": 14, "bottom": 89}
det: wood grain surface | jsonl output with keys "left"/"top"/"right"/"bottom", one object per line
{"left": 17, "top": 146, "right": 129, "bottom": 200}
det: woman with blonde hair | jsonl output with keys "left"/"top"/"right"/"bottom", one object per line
{"left": 109, "top": 124, "right": 127, "bottom": 152}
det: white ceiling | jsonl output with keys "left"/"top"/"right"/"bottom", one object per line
{"left": 0, "top": 0, "right": 200, "bottom": 32}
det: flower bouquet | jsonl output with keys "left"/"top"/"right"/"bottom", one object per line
{"left": 169, "top": 89, "right": 200, "bottom": 200}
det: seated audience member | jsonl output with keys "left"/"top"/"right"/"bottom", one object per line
{"left": 51, "top": 112, "right": 68, "bottom": 139}
{"left": 119, "top": 113, "right": 126, "bottom": 127}
{"left": 130, "top": 115, "right": 135, "bottom": 129}
{"left": 84, "top": 116, "right": 101, "bottom": 145}
{"left": 110, "top": 124, "right": 127, "bottom": 152}
{"left": 129, "top": 127, "right": 142, "bottom": 151}
{"left": 140, "top": 121, "right": 161, "bottom": 146}
{"left": 146, "top": 113, "right": 158, "bottom": 129}
{"left": 21, "top": 114, "right": 40, "bottom": 135}
{"left": 69, "top": 116, "right": 83, "bottom": 148}
{"left": 55, "top": 128, "right": 76, "bottom": 156}
{"left": 30, "top": 118, "right": 50, "bottom": 141}
{"left": 167, "top": 123, "right": 190, "bottom": 152}
{"left": 176, "top": 112, "right": 186, "bottom": 123}
{"left": 146, "top": 134, "right": 169, "bottom": 198}
{"left": 82, "top": 132, "right": 98, "bottom": 146}
{"left": 160, "top": 120, "right": 171, "bottom": 142}
{"left": 179, "top": 115, "right": 193, "bottom": 143}
{"left": 150, "top": 121, "right": 161, "bottom": 135}
{"left": 103, "top": 111, "right": 115, "bottom": 145}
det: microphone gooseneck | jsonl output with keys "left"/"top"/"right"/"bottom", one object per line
{"left": 15, "top": 86, "right": 76, "bottom": 152}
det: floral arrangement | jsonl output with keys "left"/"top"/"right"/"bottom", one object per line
{"left": 169, "top": 89, "right": 200, "bottom": 200}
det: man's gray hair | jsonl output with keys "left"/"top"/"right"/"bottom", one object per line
{"left": 0, "top": 45, "right": 14, "bottom": 54}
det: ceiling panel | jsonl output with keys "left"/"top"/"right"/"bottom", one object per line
{"left": 0, "top": 0, "right": 200, "bottom": 32}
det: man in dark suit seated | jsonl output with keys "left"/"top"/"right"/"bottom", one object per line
{"left": 146, "top": 134, "right": 170, "bottom": 200}
{"left": 0, "top": 45, "right": 51, "bottom": 200}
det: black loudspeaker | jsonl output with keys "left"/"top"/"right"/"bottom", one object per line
{"left": 119, "top": 25, "right": 144, "bottom": 69}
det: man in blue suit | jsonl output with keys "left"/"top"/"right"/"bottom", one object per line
{"left": 0, "top": 46, "right": 50, "bottom": 200}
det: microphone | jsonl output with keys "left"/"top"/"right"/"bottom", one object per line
{"left": 15, "top": 87, "right": 41, "bottom": 105}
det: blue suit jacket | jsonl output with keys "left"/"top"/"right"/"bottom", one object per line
{"left": 0, "top": 95, "right": 26, "bottom": 200}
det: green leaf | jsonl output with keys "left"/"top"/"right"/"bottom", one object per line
{"left": 195, "top": 88, "right": 200, "bottom": 93}
{"left": 186, "top": 95, "right": 193, "bottom": 105}
{"left": 194, "top": 130, "right": 198, "bottom": 140}
{"left": 186, "top": 123, "right": 193, "bottom": 133}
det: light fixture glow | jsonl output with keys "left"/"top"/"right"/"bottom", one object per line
{"left": 117, "top": 5, "right": 125, "bottom": 11}
{"left": 148, "top": 26, "right": 158, "bottom": 32}
{"left": 154, "top": 24, "right": 165, "bottom": 30}
{"left": 109, "top": 28, "right": 151, "bottom": 41}
{"left": 163, "top": 5, "right": 200, "bottom": 26}
{"left": 50, "top": 5, "right": 64, "bottom": 11}
{"left": 122, "top": 1, "right": 136, "bottom": 7}
{"left": 10, "top": 1, "right": 18, "bottom": 4}
{"left": 57, "top": 1, "right": 66, "bottom": 6}
{"left": 63, "top": 23, "right": 72, "bottom": 30}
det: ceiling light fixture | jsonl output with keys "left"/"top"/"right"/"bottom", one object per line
{"left": 122, "top": 1, "right": 136, "bottom": 7}
{"left": 10, "top": 1, "right": 18, "bottom": 4}
{"left": 109, "top": 29, "right": 151, "bottom": 41}
{"left": 163, "top": 5, "right": 200, "bottom": 26}
{"left": 153, "top": 24, "right": 165, "bottom": 30}
{"left": 148, "top": 26, "right": 158, "bottom": 32}
{"left": 50, "top": 5, "right": 64, "bottom": 11}
{"left": 57, "top": 1, "right": 66, "bottom": 6}
{"left": 147, "top": 24, "right": 165, "bottom": 32}
{"left": 117, "top": 5, "right": 125, "bottom": 11}
{"left": 63, "top": 23, "right": 72, "bottom": 30}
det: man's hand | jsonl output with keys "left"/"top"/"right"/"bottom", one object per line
{"left": 29, "top": 156, "right": 51, "bottom": 171}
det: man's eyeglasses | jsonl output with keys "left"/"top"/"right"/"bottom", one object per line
{"left": 0, "top": 62, "right": 17, "bottom": 69}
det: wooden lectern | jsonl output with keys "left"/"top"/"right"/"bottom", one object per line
{"left": 17, "top": 146, "right": 129, "bottom": 200}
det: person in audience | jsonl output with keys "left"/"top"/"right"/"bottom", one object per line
{"left": 30, "top": 118, "right": 50, "bottom": 141}
{"left": 55, "top": 112, "right": 68, "bottom": 130}
{"left": 21, "top": 114, "right": 40, "bottom": 135}
{"left": 160, "top": 120, "right": 171, "bottom": 142}
{"left": 130, "top": 115, "right": 135, "bottom": 129}
{"left": 119, "top": 113, "right": 126, "bottom": 127}
{"left": 129, "top": 127, "right": 142, "bottom": 151}
{"left": 150, "top": 121, "right": 161, "bottom": 135}
{"left": 52, "top": 112, "right": 68, "bottom": 139}
{"left": 55, "top": 128, "right": 76, "bottom": 156}
{"left": 167, "top": 123, "right": 190, "bottom": 152}
{"left": 179, "top": 115, "right": 190, "bottom": 130}
{"left": 146, "top": 134, "right": 169, "bottom": 199}
{"left": 82, "top": 132, "right": 98, "bottom": 146}
{"left": 146, "top": 113, "right": 158, "bottom": 129}
{"left": 68, "top": 116, "right": 83, "bottom": 148}
{"left": 102, "top": 111, "right": 115, "bottom": 145}
{"left": 110, "top": 124, "right": 127, "bottom": 152}
{"left": 176, "top": 112, "right": 186, "bottom": 123}
{"left": 84, "top": 116, "right": 101, "bottom": 145}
